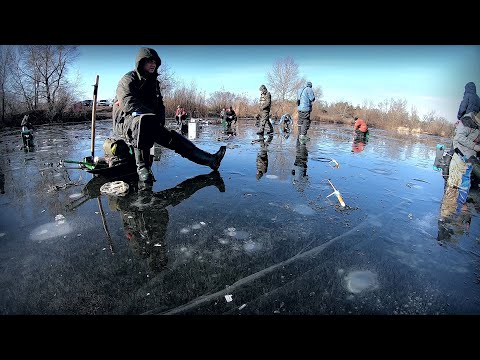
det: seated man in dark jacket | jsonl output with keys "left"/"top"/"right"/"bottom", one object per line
{"left": 224, "top": 106, "right": 237, "bottom": 126}
{"left": 112, "top": 48, "right": 226, "bottom": 185}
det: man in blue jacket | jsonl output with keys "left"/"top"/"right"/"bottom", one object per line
{"left": 296, "top": 81, "right": 315, "bottom": 143}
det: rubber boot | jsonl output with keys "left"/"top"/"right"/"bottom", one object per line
{"left": 134, "top": 148, "right": 153, "bottom": 183}
{"left": 142, "top": 148, "right": 156, "bottom": 182}
{"left": 166, "top": 130, "right": 227, "bottom": 171}
{"left": 174, "top": 171, "right": 225, "bottom": 194}
{"left": 209, "top": 170, "right": 226, "bottom": 192}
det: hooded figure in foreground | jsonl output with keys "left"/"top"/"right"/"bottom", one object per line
{"left": 112, "top": 48, "right": 226, "bottom": 185}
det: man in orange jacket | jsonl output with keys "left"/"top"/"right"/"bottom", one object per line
{"left": 353, "top": 116, "right": 369, "bottom": 142}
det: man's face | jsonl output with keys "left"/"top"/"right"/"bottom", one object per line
{"left": 143, "top": 59, "right": 157, "bottom": 74}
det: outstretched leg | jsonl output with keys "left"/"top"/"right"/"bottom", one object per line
{"left": 155, "top": 128, "right": 226, "bottom": 171}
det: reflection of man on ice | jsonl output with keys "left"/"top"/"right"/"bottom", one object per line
{"left": 255, "top": 135, "right": 272, "bottom": 180}
{"left": 106, "top": 171, "right": 225, "bottom": 272}
{"left": 279, "top": 113, "right": 292, "bottom": 138}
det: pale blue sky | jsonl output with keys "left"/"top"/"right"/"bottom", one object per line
{"left": 71, "top": 45, "right": 480, "bottom": 122}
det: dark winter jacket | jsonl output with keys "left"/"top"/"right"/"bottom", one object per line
{"left": 259, "top": 85, "right": 271, "bottom": 112}
{"left": 457, "top": 82, "right": 480, "bottom": 120}
{"left": 225, "top": 108, "right": 237, "bottom": 123}
{"left": 112, "top": 48, "right": 166, "bottom": 128}
{"left": 279, "top": 113, "right": 292, "bottom": 125}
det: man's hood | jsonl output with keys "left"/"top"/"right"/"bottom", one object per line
{"left": 465, "top": 82, "right": 476, "bottom": 94}
{"left": 135, "top": 47, "right": 161, "bottom": 77}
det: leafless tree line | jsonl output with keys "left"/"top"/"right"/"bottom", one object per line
{"left": 309, "top": 98, "right": 453, "bottom": 137}
{"left": 0, "top": 45, "right": 80, "bottom": 124}
{"left": 0, "top": 47, "right": 453, "bottom": 137}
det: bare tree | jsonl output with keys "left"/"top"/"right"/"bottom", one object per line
{"left": 163, "top": 80, "right": 207, "bottom": 117}
{"left": 207, "top": 87, "right": 237, "bottom": 114}
{"left": 313, "top": 85, "right": 323, "bottom": 100}
{"left": 266, "top": 57, "right": 305, "bottom": 103}
{"left": 9, "top": 46, "right": 36, "bottom": 112}
{"left": 157, "top": 63, "right": 176, "bottom": 97}
{"left": 233, "top": 93, "right": 250, "bottom": 117}
{"left": 0, "top": 46, "right": 14, "bottom": 123}
{"left": 11, "top": 45, "right": 79, "bottom": 118}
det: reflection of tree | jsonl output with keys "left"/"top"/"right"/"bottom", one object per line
{"left": 106, "top": 171, "right": 225, "bottom": 273}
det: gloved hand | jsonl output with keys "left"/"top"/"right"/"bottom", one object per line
{"left": 474, "top": 144, "right": 480, "bottom": 152}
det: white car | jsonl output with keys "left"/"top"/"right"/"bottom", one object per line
{"left": 97, "top": 99, "right": 111, "bottom": 107}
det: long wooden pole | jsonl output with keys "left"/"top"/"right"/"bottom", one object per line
{"left": 91, "top": 75, "right": 99, "bottom": 159}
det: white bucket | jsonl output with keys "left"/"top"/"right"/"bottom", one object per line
{"left": 188, "top": 120, "right": 199, "bottom": 140}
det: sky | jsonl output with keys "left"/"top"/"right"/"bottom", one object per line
{"left": 71, "top": 45, "right": 480, "bottom": 122}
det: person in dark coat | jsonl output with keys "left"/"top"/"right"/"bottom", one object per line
{"left": 256, "top": 85, "right": 273, "bottom": 136}
{"left": 112, "top": 48, "right": 226, "bottom": 185}
{"left": 224, "top": 106, "right": 237, "bottom": 126}
{"left": 457, "top": 82, "right": 480, "bottom": 120}
{"left": 20, "top": 114, "right": 34, "bottom": 149}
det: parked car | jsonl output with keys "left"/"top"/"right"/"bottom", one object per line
{"left": 97, "top": 99, "right": 111, "bottom": 107}
{"left": 82, "top": 100, "right": 93, "bottom": 106}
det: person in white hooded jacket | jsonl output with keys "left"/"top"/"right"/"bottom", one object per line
{"left": 439, "top": 111, "right": 480, "bottom": 224}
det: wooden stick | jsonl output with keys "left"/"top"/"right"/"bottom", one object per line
{"left": 91, "top": 75, "right": 99, "bottom": 159}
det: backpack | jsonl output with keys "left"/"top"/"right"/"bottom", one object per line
{"left": 103, "top": 138, "right": 132, "bottom": 159}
